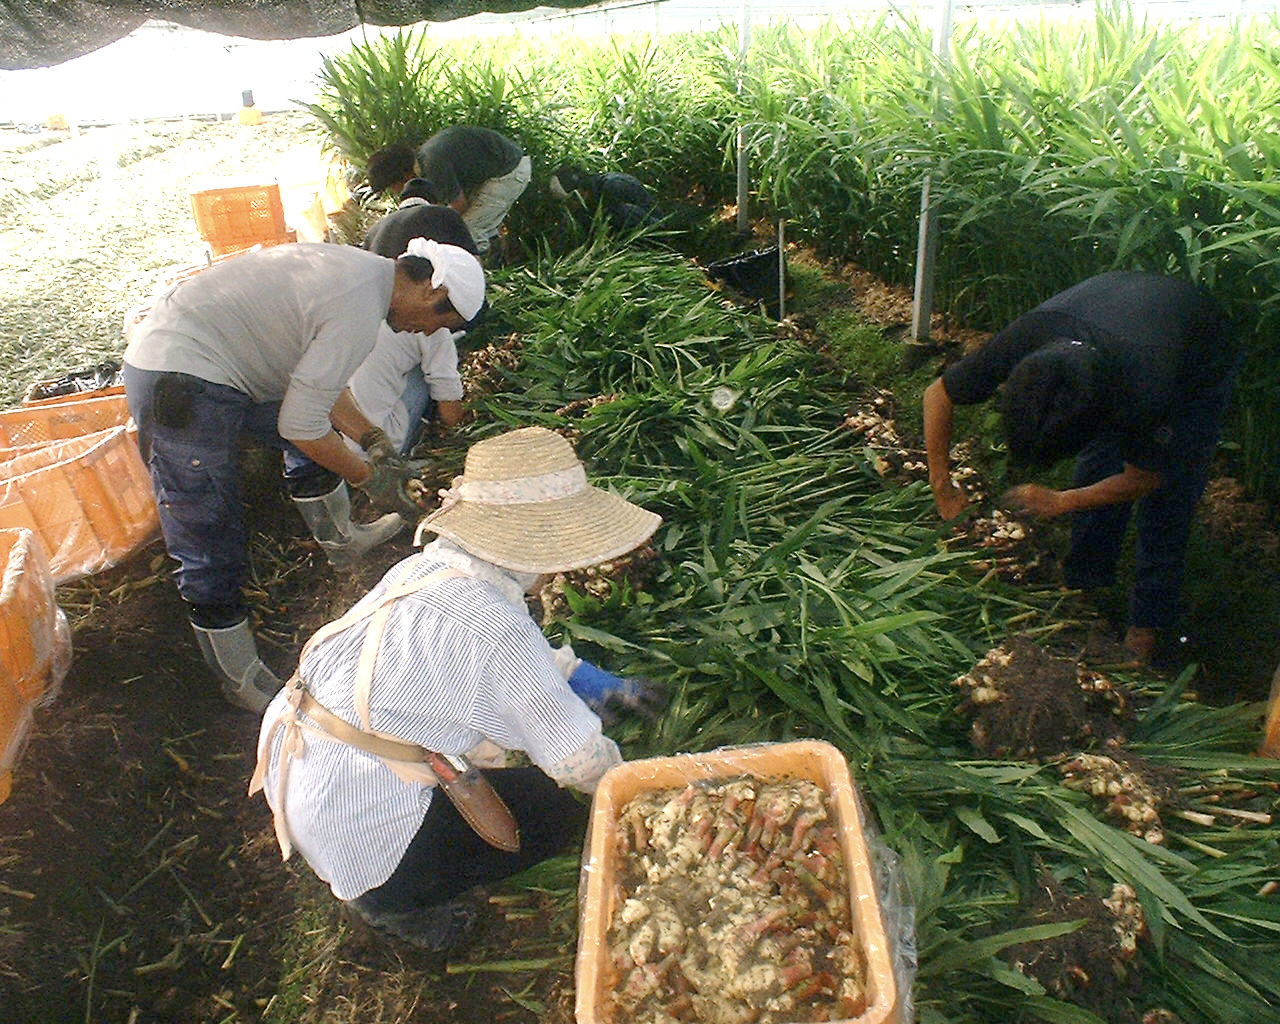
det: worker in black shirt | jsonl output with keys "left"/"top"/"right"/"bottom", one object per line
{"left": 549, "top": 164, "right": 661, "bottom": 232}
{"left": 922, "top": 271, "right": 1238, "bottom": 661}
{"left": 367, "top": 127, "right": 530, "bottom": 258}
{"left": 363, "top": 180, "right": 479, "bottom": 259}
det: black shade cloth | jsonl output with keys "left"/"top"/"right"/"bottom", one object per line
{"left": 1, "top": 2, "right": 593, "bottom": 70}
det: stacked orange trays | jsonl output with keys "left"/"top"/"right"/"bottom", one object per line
{"left": 0, "top": 382, "right": 162, "bottom": 805}
{"left": 0, "top": 393, "right": 159, "bottom": 583}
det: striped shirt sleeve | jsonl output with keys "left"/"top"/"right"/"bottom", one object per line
{"left": 474, "top": 614, "right": 605, "bottom": 771}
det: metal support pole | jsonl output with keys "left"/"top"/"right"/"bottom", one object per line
{"left": 735, "top": 0, "right": 752, "bottom": 234}
{"left": 910, "top": 0, "right": 956, "bottom": 344}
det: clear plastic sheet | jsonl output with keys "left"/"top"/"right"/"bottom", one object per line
{"left": 575, "top": 739, "right": 916, "bottom": 1024}
{"left": 856, "top": 782, "right": 918, "bottom": 1024}
{"left": 0, "top": 527, "right": 74, "bottom": 804}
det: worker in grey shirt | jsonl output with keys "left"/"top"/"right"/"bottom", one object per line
{"left": 123, "top": 240, "right": 484, "bottom": 712}
{"left": 252, "top": 426, "right": 665, "bottom": 953}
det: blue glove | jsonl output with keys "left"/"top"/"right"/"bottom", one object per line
{"left": 568, "top": 661, "right": 666, "bottom": 723}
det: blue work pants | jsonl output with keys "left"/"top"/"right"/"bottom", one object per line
{"left": 123, "top": 364, "right": 329, "bottom": 613}
{"left": 396, "top": 365, "right": 436, "bottom": 455}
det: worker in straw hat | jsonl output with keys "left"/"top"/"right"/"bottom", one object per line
{"left": 123, "top": 239, "right": 485, "bottom": 713}
{"left": 250, "top": 426, "right": 665, "bottom": 953}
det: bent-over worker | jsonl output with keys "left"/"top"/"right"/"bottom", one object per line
{"left": 366, "top": 126, "right": 530, "bottom": 258}
{"left": 549, "top": 163, "right": 661, "bottom": 233}
{"left": 347, "top": 214, "right": 486, "bottom": 460}
{"left": 124, "top": 241, "right": 480, "bottom": 712}
{"left": 250, "top": 426, "right": 664, "bottom": 953}
{"left": 923, "top": 270, "right": 1237, "bottom": 662}
{"left": 363, "top": 180, "right": 479, "bottom": 261}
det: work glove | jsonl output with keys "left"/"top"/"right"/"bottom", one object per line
{"left": 359, "top": 426, "right": 397, "bottom": 465}
{"left": 356, "top": 457, "right": 424, "bottom": 519}
{"left": 567, "top": 660, "right": 666, "bottom": 724}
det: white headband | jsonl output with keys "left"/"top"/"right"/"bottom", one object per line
{"left": 400, "top": 236, "right": 485, "bottom": 320}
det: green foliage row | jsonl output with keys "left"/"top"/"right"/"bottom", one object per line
{"left": 306, "top": 8, "right": 1280, "bottom": 497}
{"left": 465, "top": 238, "right": 1280, "bottom": 1024}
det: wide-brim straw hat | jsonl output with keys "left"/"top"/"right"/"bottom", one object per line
{"left": 419, "top": 426, "right": 661, "bottom": 574}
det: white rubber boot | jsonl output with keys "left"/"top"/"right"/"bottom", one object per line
{"left": 191, "top": 619, "right": 284, "bottom": 712}
{"left": 292, "top": 481, "right": 405, "bottom": 569}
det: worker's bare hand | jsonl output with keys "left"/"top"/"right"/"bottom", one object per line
{"left": 1003, "top": 484, "right": 1069, "bottom": 518}
{"left": 932, "top": 480, "right": 970, "bottom": 520}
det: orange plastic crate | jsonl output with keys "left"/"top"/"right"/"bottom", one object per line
{"left": 189, "top": 181, "right": 287, "bottom": 249}
{"left": 0, "top": 392, "right": 131, "bottom": 448}
{"left": 0, "top": 527, "right": 70, "bottom": 805}
{"left": 208, "top": 228, "right": 297, "bottom": 258}
{"left": 0, "top": 439, "right": 48, "bottom": 465}
{"left": 0, "top": 672, "right": 28, "bottom": 805}
{"left": 0, "top": 427, "right": 159, "bottom": 583}
{"left": 577, "top": 740, "right": 901, "bottom": 1024}
{"left": 22, "top": 384, "right": 126, "bottom": 409}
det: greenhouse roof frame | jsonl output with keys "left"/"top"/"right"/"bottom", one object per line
{"left": 0, "top": 1, "right": 602, "bottom": 70}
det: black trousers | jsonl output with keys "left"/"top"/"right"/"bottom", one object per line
{"left": 351, "top": 767, "right": 589, "bottom": 916}
{"left": 1062, "top": 368, "right": 1237, "bottom": 630}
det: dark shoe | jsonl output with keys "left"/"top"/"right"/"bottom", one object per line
{"left": 345, "top": 896, "right": 481, "bottom": 954}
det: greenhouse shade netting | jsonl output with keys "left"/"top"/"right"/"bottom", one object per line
{"left": 0, "top": 0, "right": 598, "bottom": 69}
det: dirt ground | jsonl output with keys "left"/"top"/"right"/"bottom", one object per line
{"left": 1, "top": 114, "right": 1277, "bottom": 1023}
{"left": 0, "top": 466, "right": 587, "bottom": 1024}
{"left": 0, "top": 115, "right": 587, "bottom": 1023}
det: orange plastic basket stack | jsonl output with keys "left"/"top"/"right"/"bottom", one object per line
{"left": 576, "top": 740, "right": 901, "bottom": 1024}
{"left": 0, "top": 391, "right": 131, "bottom": 449}
{"left": 0, "top": 527, "right": 71, "bottom": 805}
{"left": 189, "top": 181, "right": 297, "bottom": 257}
{"left": 0, "top": 426, "right": 159, "bottom": 583}
{"left": 0, "top": 438, "right": 48, "bottom": 466}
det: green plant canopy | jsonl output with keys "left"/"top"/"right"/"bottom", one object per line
{"left": 0, "top": 0, "right": 596, "bottom": 70}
